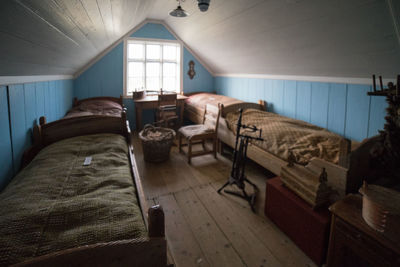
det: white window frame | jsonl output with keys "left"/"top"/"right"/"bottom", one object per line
{"left": 123, "top": 37, "right": 183, "bottom": 97}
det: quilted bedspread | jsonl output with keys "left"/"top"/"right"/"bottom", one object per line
{"left": 0, "top": 134, "right": 146, "bottom": 266}
{"left": 65, "top": 99, "right": 123, "bottom": 118}
{"left": 225, "top": 109, "right": 346, "bottom": 165}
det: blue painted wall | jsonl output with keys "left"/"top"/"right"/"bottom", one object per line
{"left": 0, "top": 79, "right": 73, "bottom": 191}
{"left": 0, "top": 86, "right": 13, "bottom": 191}
{"left": 215, "top": 77, "right": 387, "bottom": 141}
{"left": 74, "top": 23, "right": 214, "bottom": 128}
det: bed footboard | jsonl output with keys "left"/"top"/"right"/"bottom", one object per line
{"left": 15, "top": 238, "right": 167, "bottom": 267}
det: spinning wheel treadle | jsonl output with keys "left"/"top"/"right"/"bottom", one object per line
{"left": 218, "top": 108, "right": 263, "bottom": 212}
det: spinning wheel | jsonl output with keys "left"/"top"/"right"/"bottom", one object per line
{"left": 217, "top": 108, "right": 263, "bottom": 212}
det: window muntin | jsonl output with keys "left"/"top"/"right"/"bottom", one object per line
{"left": 126, "top": 40, "right": 181, "bottom": 96}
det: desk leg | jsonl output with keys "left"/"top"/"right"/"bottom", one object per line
{"left": 136, "top": 104, "right": 143, "bottom": 131}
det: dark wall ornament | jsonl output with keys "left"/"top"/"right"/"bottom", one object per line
{"left": 188, "top": 60, "right": 196, "bottom": 80}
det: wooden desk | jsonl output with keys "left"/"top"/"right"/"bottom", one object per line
{"left": 327, "top": 195, "right": 400, "bottom": 267}
{"left": 134, "top": 95, "right": 188, "bottom": 131}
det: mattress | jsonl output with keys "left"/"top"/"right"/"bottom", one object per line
{"left": 0, "top": 134, "right": 146, "bottom": 266}
{"left": 184, "top": 93, "right": 243, "bottom": 123}
{"left": 225, "top": 109, "right": 346, "bottom": 165}
{"left": 65, "top": 99, "right": 123, "bottom": 118}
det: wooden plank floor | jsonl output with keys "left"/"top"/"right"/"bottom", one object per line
{"left": 133, "top": 135, "right": 316, "bottom": 267}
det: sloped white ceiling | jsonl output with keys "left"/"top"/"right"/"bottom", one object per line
{"left": 0, "top": 0, "right": 399, "bottom": 79}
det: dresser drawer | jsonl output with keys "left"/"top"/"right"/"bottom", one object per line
{"left": 335, "top": 218, "right": 400, "bottom": 266}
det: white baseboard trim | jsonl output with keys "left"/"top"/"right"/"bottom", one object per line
{"left": 0, "top": 75, "right": 73, "bottom": 86}
{"left": 214, "top": 73, "right": 395, "bottom": 86}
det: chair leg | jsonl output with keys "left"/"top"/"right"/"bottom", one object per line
{"left": 219, "top": 140, "right": 224, "bottom": 155}
{"left": 202, "top": 140, "right": 206, "bottom": 150}
{"left": 213, "top": 138, "right": 217, "bottom": 159}
{"left": 178, "top": 134, "right": 182, "bottom": 153}
{"left": 188, "top": 140, "right": 192, "bottom": 164}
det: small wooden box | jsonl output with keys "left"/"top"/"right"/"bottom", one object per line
{"left": 132, "top": 91, "right": 144, "bottom": 100}
{"left": 265, "top": 177, "right": 331, "bottom": 266}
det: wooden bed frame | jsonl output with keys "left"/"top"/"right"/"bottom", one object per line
{"left": 73, "top": 95, "right": 124, "bottom": 107}
{"left": 19, "top": 112, "right": 167, "bottom": 267}
{"left": 217, "top": 100, "right": 367, "bottom": 200}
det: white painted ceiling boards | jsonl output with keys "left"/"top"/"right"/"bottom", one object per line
{"left": 0, "top": 0, "right": 399, "bottom": 79}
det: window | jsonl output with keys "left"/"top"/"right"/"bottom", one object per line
{"left": 125, "top": 39, "right": 182, "bottom": 96}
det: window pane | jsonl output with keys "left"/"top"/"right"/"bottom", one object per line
{"left": 127, "top": 62, "right": 144, "bottom": 94}
{"left": 128, "top": 78, "right": 145, "bottom": 94}
{"left": 163, "top": 63, "right": 176, "bottom": 77}
{"left": 163, "top": 77, "right": 176, "bottom": 91}
{"left": 128, "top": 62, "right": 144, "bottom": 77}
{"left": 163, "top": 45, "right": 177, "bottom": 61}
{"left": 128, "top": 43, "right": 144, "bottom": 59}
{"left": 146, "top": 63, "right": 160, "bottom": 91}
{"left": 146, "top": 44, "right": 161, "bottom": 60}
{"left": 163, "top": 63, "right": 177, "bottom": 91}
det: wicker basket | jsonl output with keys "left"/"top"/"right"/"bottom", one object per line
{"left": 139, "top": 125, "right": 176, "bottom": 162}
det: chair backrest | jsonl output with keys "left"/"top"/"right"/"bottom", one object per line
{"left": 203, "top": 104, "right": 221, "bottom": 132}
{"left": 158, "top": 93, "right": 177, "bottom": 107}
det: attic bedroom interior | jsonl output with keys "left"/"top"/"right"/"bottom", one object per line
{"left": 1, "top": 0, "right": 400, "bottom": 266}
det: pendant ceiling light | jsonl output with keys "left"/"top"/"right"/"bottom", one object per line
{"left": 197, "top": 0, "right": 210, "bottom": 12}
{"left": 169, "top": 0, "right": 189, "bottom": 17}
{"left": 169, "top": 0, "right": 211, "bottom": 17}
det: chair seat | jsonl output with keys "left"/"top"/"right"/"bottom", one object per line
{"left": 179, "top": 125, "right": 213, "bottom": 139}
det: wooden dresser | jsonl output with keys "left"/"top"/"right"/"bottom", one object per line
{"left": 327, "top": 194, "right": 400, "bottom": 267}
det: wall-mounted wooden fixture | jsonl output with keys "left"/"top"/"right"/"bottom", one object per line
{"left": 188, "top": 60, "right": 196, "bottom": 80}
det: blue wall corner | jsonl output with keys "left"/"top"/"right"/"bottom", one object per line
{"left": 74, "top": 22, "right": 214, "bottom": 129}
{"left": 1, "top": 79, "right": 73, "bottom": 191}
{"left": 215, "top": 76, "right": 386, "bottom": 141}
{"left": 74, "top": 43, "right": 124, "bottom": 99}
{"left": 131, "top": 23, "right": 177, "bottom": 40}
{"left": 183, "top": 47, "right": 214, "bottom": 94}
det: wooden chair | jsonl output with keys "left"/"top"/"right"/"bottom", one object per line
{"left": 178, "top": 104, "right": 221, "bottom": 164}
{"left": 155, "top": 93, "right": 179, "bottom": 129}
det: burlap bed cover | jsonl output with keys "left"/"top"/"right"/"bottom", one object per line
{"left": 226, "top": 109, "right": 346, "bottom": 165}
{"left": 0, "top": 134, "right": 146, "bottom": 266}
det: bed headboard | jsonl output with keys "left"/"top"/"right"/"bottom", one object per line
{"left": 22, "top": 112, "right": 130, "bottom": 168}
{"left": 220, "top": 100, "right": 267, "bottom": 117}
{"left": 73, "top": 96, "right": 124, "bottom": 107}
{"left": 37, "top": 114, "right": 129, "bottom": 146}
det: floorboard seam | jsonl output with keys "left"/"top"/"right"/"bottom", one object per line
{"left": 170, "top": 192, "right": 212, "bottom": 267}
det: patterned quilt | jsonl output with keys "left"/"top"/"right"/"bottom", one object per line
{"left": 185, "top": 93, "right": 243, "bottom": 114}
{"left": 0, "top": 134, "right": 146, "bottom": 266}
{"left": 225, "top": 109, "right": 345, "bottom": 165}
